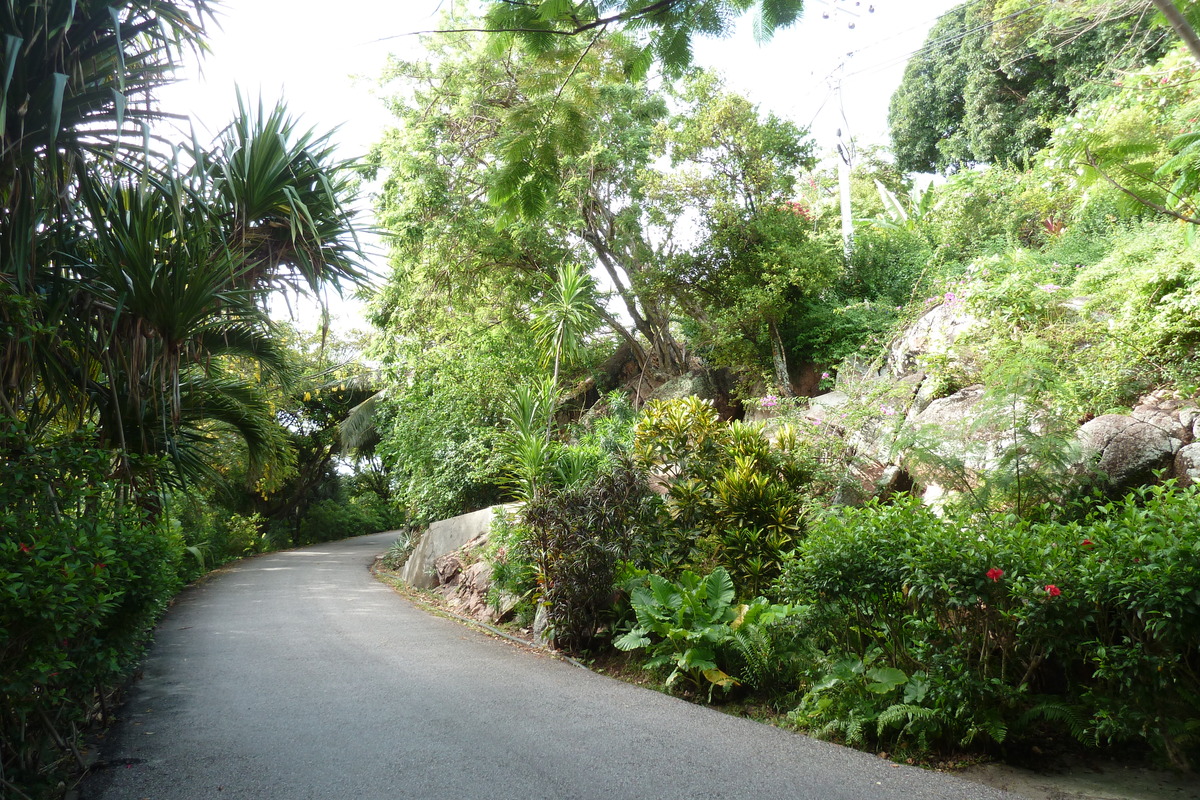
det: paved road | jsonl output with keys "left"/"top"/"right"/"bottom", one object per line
{"left": 80, "top": 531, "right": 1019, "bottom": 800}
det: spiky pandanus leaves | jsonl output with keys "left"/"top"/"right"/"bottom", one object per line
{"left": 1, "top": 2, "right": 367, "bottom": 491}
{"left": 1, "top": 0, "right": 215, "bottom": 423}
{"left": 202, "top": 94, "right": 367, "bottom": 298}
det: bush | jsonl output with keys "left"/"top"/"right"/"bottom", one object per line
{"left": 521, "top": 459, "right": 657, "bottom": 651}
{"left": 0, "top": 432, "right": 183, "bottom": 796}
{"left": 614, "top": 565, "right": 796, "bottom": 699}
{"left": 633, "top": 396, "right": 823, "bottom": 597}
{"left": 296, "top": 493, "right": 400, "bottom": 545}
{"left": 777, "top": 487, "right": 1200, "bottom": 766}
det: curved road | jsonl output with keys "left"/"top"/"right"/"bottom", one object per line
{"left": 81, "top": 531, "right": 1018, "bottom": 800}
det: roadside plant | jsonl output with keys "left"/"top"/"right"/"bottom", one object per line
{"left": 501, "top": 378, "right": 559, "bottom": 502}
{"left": 614, "top": 566, "right": 794, "bottom": 698}
{"left": 633, "top": 397, "right": 818, "bottom": 595}
{"left": 777, "top": 485, "right": 1200, "bottom": 763}
{"left": 521, "top": 459, "right": 655, "bottom": 651}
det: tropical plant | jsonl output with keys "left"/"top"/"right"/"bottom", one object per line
{"left": 632, "top": 396, "right": 818, "bottom": 593}
{"left": 0, "top": 431, "right": 184, "bottom": 795}
{"left": 521, "top": 459, "right": 655, "bottom": 651}
{"left": 614, "top": 566, "right": 793, "bottom": 697}
{"left": 531, "top": 262, "right": 602, "bottom": 390}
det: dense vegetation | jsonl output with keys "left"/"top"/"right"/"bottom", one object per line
{"left": 371, "top": 0, "right": 1200, "bottom": 773}
{"left": 6, "top": 0, "right": 1200, "bottom": 796}
{"left": 0, "top": 2, "right": 394, "bottom": 795}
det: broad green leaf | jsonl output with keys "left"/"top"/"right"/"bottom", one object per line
{"left": 613, "top": 629, "right": 650, "bottom": 651}
{"left": 703, "top": 566, "right": 735, "bottom": 610}
{"left": 865, "top": 666, "right": 909, "bottom": 694}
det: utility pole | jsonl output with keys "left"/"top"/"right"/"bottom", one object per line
{"left": 836, "top": 125, "right": 854, "bottom": 263}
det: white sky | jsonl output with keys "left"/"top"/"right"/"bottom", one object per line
{"left": 158, "top": 0, "right": 963, "bottom": 328}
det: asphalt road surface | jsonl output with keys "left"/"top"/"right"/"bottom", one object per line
{"left": 79, "top": 530, "right": 1020, "bottom": 800}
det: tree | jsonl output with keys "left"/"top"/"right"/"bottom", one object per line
{"left": 532, "top": 262, "right": 603, "bottom": 395}
{"left": 370, "top": 30, "right": 685, "bottom": 374}
{"left": 477, "top": 0, "right": 805, "bottom": 76}
{"left": 889, "top": 0, "right": 1170, "bottom": 174}
{"left": 647, "top": 72, "right": 833, "bottom": 391}
{"left": 1, "top": 1, "right": 365, "bottom": 489}
{"left": 455, "top": 1, "right": 805, "bottom": 219}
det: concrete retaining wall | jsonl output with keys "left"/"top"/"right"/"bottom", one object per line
{"left": 398, "top": 505, "right": 503, "bottom": 589}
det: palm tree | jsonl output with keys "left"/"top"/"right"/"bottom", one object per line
{"left": 1, "top": 0, "right": 216, "bottom": 423}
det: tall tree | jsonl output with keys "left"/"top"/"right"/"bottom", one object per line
{"left": 647, "top": 72, "right": 833, "bottom": 391}
{"left": 464, "top": 0, "right": 806, "bottom": 218}
{"left": 369, "top": 29, "right": 686, "bottom": 374}
{"left": 1, "top": 1, "right": 366, "bottom": 488}
{"left": 889, "top": 0, "right": 1171, "bottom": 174}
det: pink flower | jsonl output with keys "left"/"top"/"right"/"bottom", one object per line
{"left": 821, "top": 372, "right": 831, "bottom": 380}
{"left": 986, "top": 567, "right": 1005, "bottom": 582}
{"left": 760, "top": 395, "right": 780, "bottom": 409}
{"left": 1045, "top": 584, "right": 1062, "bottom": 597}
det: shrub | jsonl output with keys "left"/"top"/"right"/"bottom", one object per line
{"left": 521, "top": 459, "right": 657, "bottom": 651}
{"left": 482, "top": 508, "right": 538, "bottom": 625}
{"left": 777, "top": 487, "right": 1200, "bottom": 765}
{"left": 614, "top": 566, "right": 796, "bottom": 699}
{"left": 0, "top": 431, "right": 183, "bottom": 796}
{"left": 633, "top": 396, "right": 821, "bottom": 597}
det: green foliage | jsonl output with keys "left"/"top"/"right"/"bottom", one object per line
{"left": 889, "top": 0, "right": 1169, "bottom": 174}
{"left": 1051, "top": 47, "right": 1200, "bottom": 229}
{"left": 614, "top": 566, "right": 794, "bottom": 697}
{"left": 370, "top": 28, "right": 686, "bottom": 375}
{"left": 379, "top": 531, "right": 419, "bottom": 571}
{"left": 1, "top": 432, "right": 183, "bottom": 794}
{"left": 475, "top": 0, "right": 806, "bottom": 219}
{"left": 483, "top": 508, "right": 538, "bottom": 624}
{"left": 531, "top": 262, "right": 603, "bottom": 386}
{"left": 776, "top": 486, "right": 1200, "bottom": 765}
{"left": 296, "top": 495, "right": 400, "bottom": 546}
{"left": 924, "top": 220, "right": 1200, "bottom": 428}
{"left": 632, "top": 396, "right": 821, "bottom": 596}
{"left": 650, "top": 71, "right": 830, "bottom": 383}
{"left": 373, "top": 319, "right": 542, "bottom": 523}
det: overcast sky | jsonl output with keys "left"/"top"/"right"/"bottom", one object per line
{"left": 157, "top": 0, "right": 963, "bottom": 327}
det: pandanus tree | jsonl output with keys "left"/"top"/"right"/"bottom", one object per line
{"left": 1, "top": 0, "right": 366, "bottom": 488}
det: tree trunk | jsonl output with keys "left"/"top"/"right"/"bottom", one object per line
{"left": 768, "top": 320, "right": 794, "bottom": 396}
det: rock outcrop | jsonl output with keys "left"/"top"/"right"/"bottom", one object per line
{"left": 779, "top": 299, "right": 1200, "bottom": 506}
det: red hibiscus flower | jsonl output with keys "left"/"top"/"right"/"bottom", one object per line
{"left": 1045, "top": 584, "right": 1062, "bottom": 597}
{"left": 986, "top": 567, "right": 1005, "bottom": 582}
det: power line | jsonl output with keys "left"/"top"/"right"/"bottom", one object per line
{"left": 837, "top": 0, "right": 1055, "bottom": 82}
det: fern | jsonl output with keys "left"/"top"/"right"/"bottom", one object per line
{"left": 876, "top": 703, "right": 940, "bottom": 748}
{"left": 728, "top": 626, "right": 773, "bottom": 691}
{"left": 1020, "top": 700, "right": 1091, "bottom": 742}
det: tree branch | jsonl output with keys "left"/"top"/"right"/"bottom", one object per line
{"left": 1084, "top": 145, "right": 1200, "bottom": 225}
{"left": 371, "top": 0, "right": 687, "bottom": 43}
